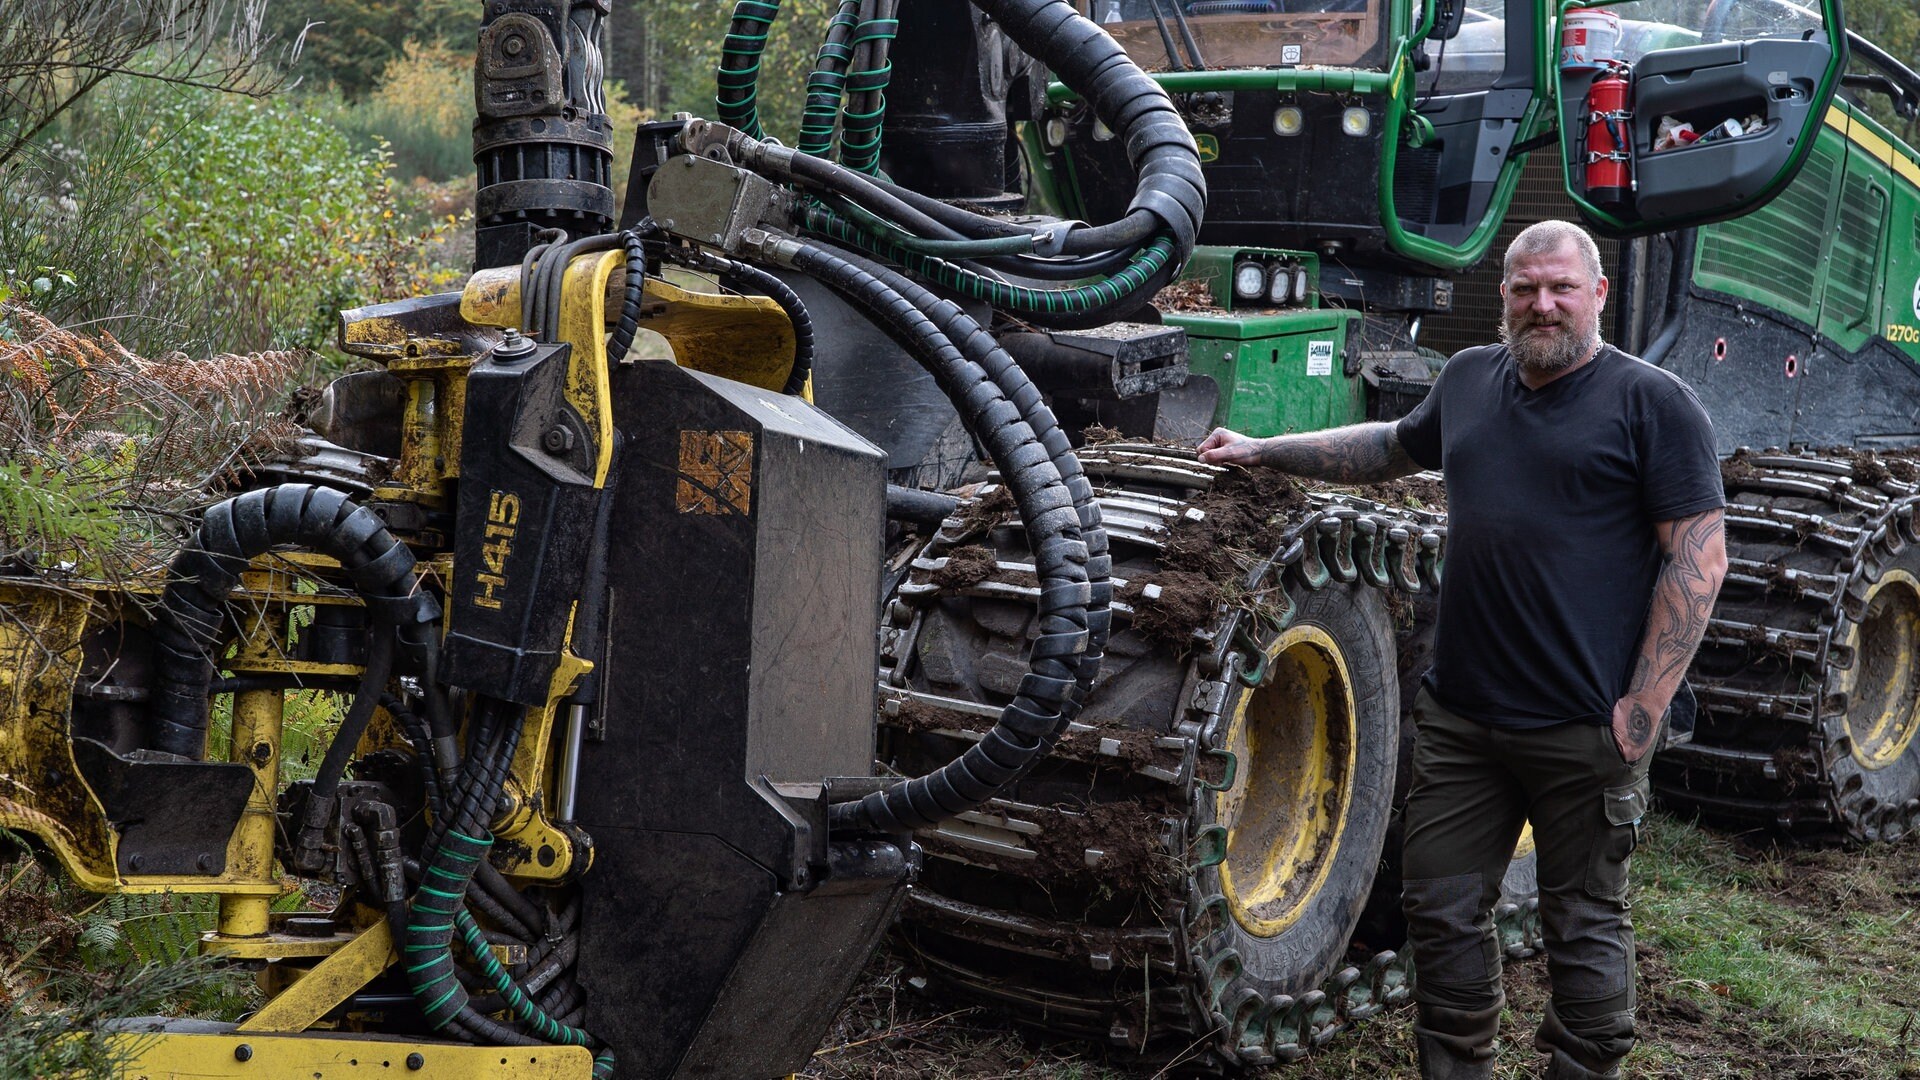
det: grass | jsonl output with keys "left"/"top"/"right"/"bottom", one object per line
{"left": 806, "top": 812, "right": 1920, "bottom": 1078}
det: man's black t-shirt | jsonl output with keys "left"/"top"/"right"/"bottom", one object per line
{"left": 1393, "top": 344, "right": 1724, "bottom": 729}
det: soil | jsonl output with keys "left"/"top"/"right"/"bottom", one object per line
{"left": 1117, "top": 571, "right": 1222, "bottom": 646}
{"left": 955, "top": 486, "right": 1016, "bottom": 538}
{"left": 1811, "top": 445, "right": 1920, "bottom": 487}
{"left": 1161, "top": 468, "right": 1308, "bottom": 583}
{"left": 1342, "top": 473, "right": 1449, "bottom": 513}
{"left": 931, "top": 545, "right": 997, "bottom": 590}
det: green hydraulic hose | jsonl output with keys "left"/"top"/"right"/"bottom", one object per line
{"left": 798, "top": 0, "right": 862, "bottom": 157}
{"left": 717, "top": 0, "right": 780, "bottom": 141}
{"left": 814, "top": 194, "right": 1039, "bottom": 257}
{"left": 839, "top": 3, "right": 898, "bottom": 174}
{"left": 453, "top": 907, "right": 594, "bottom": 1047}
{"left": 798, "top": 204, "right": 1175, "bottom": 316}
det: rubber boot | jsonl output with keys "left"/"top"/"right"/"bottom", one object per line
{"left": 1414, "top": 1000, "right": 1501, "bottom": 1080}
{"left": 1541, "top": 1047, "right": 1622, "bottom": 1080}
{"left": 1534, "top": 1002, "right": 1628, "bottom": 1079}
{"left": 1415, "top": 1034, "right": 1495, "bottom": 1080}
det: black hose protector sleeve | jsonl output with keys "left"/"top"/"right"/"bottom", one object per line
{"left": 290, "top": 628, "right": 397, "bottom": 874}
{"left": 606, "top": 230, "right": 651, "bottom": 364}
{"left": 718, "top": 259, "right": 815, "bottom": 394}
{"left": 971, "top": 0, "right": 1204, "bottom": 258}
{"left": 787, "top": 244, "right": 1090, "bottom": 833}
{"left": 150, "top": 485, "right": 441, "bottom": 760}
{"left": 835, "top": 252, "right": 1113, "bottom": 726}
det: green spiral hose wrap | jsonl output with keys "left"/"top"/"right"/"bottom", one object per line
{"left": 838, "top": 5, "right": 899, "bottom": 173}
{"left": 717, "top": 0, "right": 781, "bottom": 140}
{"left": 798, "top": 203, "right": 1176, "bottom": 320}
{"left": 798, "top": 0, "right": 862, "bottom": 157}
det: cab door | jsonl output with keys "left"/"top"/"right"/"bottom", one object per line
{"left": 1555, "top": 0, "right": 1846, "bottom": 237}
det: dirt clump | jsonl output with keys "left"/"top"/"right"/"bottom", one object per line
{"left": 1812, "top": 444, "right": 1920, "bottom": 487}
{"left": 1345, "top": 472, "right": 1447, "bottom": 512}
{"left": 1025, "top": 801, "right": 1170, "bottom": 892}
{"left": 1118, "top": 571, "right": 1222, "bottom": 646}
{"left": 953, "top": 485, "right": 1014, "bottom": 537}
{"left": 1161, "top": 467, "right": 1307, "bottom": 581}
{"left": 930, "top": 545, "right": 996, "bottom": 589}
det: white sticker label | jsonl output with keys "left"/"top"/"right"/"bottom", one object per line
{"left": 1306, "top": 340, "right": 1334, "bottom": 377}
{"left": 1911, "top": 274, "right": 1920, "bottom": 321}
{"left": 1282, "top": 44, "right": 1302, "bottom": 64}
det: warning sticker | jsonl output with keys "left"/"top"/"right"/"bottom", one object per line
{"left": 676, "top": 430, "right": 754, "bottom": 515}
{"left": 1306, "top": 341, "right": 1335, "bottom": 377}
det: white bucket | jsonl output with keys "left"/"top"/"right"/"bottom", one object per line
{"left": 1559, "top": 7, "right": 1621, "bottom": 72}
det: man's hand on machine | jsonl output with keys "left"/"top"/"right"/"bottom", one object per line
{"left": 1197, "top": 427, "right": 1261, "bottom": 466}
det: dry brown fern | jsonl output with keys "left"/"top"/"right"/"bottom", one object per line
{"left": 0, "top": 301, "right": 304, "bottom": 577}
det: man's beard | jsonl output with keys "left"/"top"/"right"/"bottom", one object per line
{"left": 1500, "top": 309, "right": 1599, "bottom": 375}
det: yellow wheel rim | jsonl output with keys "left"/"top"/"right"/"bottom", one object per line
{"left": 1215, "top": 624, "right": 1356, "bottom": 938}
{"left": 1513, "top": 821, "right": 1536, "bottom": 860}
{"left": 1841, "top": 569, "right": 1920, "bottom": 770}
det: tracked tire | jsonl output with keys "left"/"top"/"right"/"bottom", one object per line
{"left": 1655, "top": 449, "right": 1920, "bottom": 843}
{"left": 877, "top": 446, "right": 1532, "bottom": 1069}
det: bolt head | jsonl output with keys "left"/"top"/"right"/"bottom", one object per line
{"left": 234, "top": 1043, "right": 253, "bottom": 1062}
{"left": 542, "top": 425, "right": 576, "bottom": 454}
{"left": 407, "top": 1052, "right": 426, "bottom": 1070}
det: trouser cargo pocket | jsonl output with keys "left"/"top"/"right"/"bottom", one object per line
{"left": 1586, "top": 777, "right": 1647, "bottom": 902}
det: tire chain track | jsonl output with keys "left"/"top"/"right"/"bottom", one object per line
{"left": 1655, "top": 448, "right": 1920, "bottom": 843}
{"left": 875, "top": 444, "right": 1546, "bottom": 1070}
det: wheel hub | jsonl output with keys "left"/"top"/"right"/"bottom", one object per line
{"left": 1216, "top": 624, "right": 1356, "bottom": 938}
{"left": 1843, "top": 569, "right": 1920, "bottom": 770}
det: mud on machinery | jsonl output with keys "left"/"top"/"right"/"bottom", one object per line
{"left": 2, "top": 0, "right": 1917, "bottom": 1075}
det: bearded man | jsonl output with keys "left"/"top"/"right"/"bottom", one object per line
{"left": 1196, "top": 220, "right": 1727, "bottom": 1079}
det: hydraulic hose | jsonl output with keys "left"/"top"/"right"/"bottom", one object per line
{"left": 798, "top": 0, "right": 862, "bottom": 157}
{"left": 713, "top": 258, "right": 815, "bottom": 394}
{"left": 810, "top": 241, "right": 1111, "bottom": 750}
{"left": 717, "top": 0, "right": 780, "bottom": 140}
{"left": 149, "top": 484, "right": 440, "bottom": 760}
{"left": 798, "top": 205, "right": 1180, "bottom": 330}
{"left": 760, "top": 236, "right": 1094, "bottom": 832}
{"left": 968, "top": 0, "right": 1204, "bottom": 258}
{"left": 840, "top": 0, "right": 900, "bottom": 174}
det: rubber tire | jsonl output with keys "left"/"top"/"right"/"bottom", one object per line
{"left": 1189, "top": 579, "right": 1400, "bottom": 1005}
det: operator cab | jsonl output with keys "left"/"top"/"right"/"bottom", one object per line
{"left": 1041, "top": 0, "right": 1847, "bottom": 273}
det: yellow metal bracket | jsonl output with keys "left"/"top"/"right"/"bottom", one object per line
{"left": 237, "top": 922, "right": 397, "bottom": 1033}
{"left": 102, "top": 1030, "right": 591, "bottom": 1078}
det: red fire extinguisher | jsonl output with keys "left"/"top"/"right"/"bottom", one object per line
{"left": 1584, "top": 62, "right": 1632, "bottom": 209}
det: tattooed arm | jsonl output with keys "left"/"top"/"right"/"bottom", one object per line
{"left": 1613, "top": 508, "right": 1728, "bottom": 763}
{"left": 1196, "top": 423, "right": 1423, "bottom": 484}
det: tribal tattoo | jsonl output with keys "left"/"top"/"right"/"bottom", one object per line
{"left": 1618, "top": 508, "right": 1727, "bottom": 760}
{"left": 1203, "top": 422, "right": 1420, "bottom": 484}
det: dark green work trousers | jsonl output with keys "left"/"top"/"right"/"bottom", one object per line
{"left": 1400, "top": 688, "right": 1651, "bottom": 1071}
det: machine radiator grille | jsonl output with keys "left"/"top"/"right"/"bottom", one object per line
{"left": 1695, "top": 141, "right": 1836, "bottom": 325}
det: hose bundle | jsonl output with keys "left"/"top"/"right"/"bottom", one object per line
{"left": 149, "top": 484, "right": 439, "bottom": 760}
{"left": 749, "top": 235, "right": 1108, "bottom": 832}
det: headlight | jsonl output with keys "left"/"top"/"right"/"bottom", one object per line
{"left": 1292, "top": 265, "right": 1310, "bottom": 303}
{"left": 1045, "top": 117, "right": 1069, "bottom": 147}
{"left": 1233, "top": 259, "right": 1266, "bottom": 301}
{"left": 1273, "top": 106, "right": 1305, "bottom": 137}
{"left": 1267, "top": 264, "right": 1291, "bottom": 305}
{"left": 1341, "top": 107, "right": 1371, "bottom": 137}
